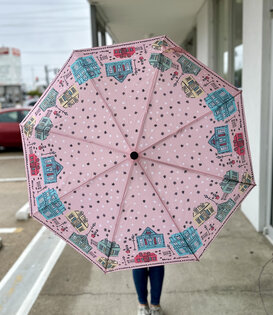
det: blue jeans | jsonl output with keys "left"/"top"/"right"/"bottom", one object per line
{"left": 132, "top": 266, "right": 165, "bottom": 305}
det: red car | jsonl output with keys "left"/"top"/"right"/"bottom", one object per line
{"left": 0, "top": 107, "right": 31, "bottom": 148}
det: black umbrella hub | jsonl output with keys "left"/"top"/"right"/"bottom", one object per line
{"left": 130, "top": 151, "right": 139, "bottom": 160}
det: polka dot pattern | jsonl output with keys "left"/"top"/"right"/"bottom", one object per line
{"left": 20, "top": 35, "right": 255, "bottom": 273}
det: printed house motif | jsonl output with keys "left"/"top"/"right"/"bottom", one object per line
{"left": 205, "top": 88, "right": 237, "bottom": 121}
{"left": 137, "top": 227, "right": 165, "bottom": 251}
{"left": 177, "top": 55, "right": 201, "bottom": 75}
{"left": 97, "top": 257, "right": 118, "bottom": 269}
{"left": 105, "top": 60, "right": 133, "bottom": 82}
{"left": 35, "top": 117, "right": 53, "bottom": 141}
{"left": 220, "top": 170, "right": 239, "bottom": 200}
{"left": 39, "top": 88, "right": 58, "bottom": 112}
{"left": 181, "top": 76, "right": 204, "bottom": 98}
{"left": 149, "top": 53, "right": 172, "bottom": 72}
{"left": 239, "top": 172, "right": 252, "bottom": 194}
{"left": 97, "top": 238, "right": 120, "bottom": 257}
{"left": 209, "top": 125, "right": 232, "bottom": 154}
{"left": 66, "top": 210, "right": 89, "bottom": 233}
{"left": 71, "top": 55, "right": 100, "bottom": 85}
{"left": 36, "top": 188, "right": 66, "bottom": 219}
{"left": 215, "top": 199, "right": 236, "bottom": 222}
{"left": 58, "top": 85, "right": 79, "bottom": 108}
{"left": 134, "top": 252, "right": 157, "bottom": 263}
{"left": 41, "top": 156, "right": 63, "bottom": 184}
{"left": 24, "top": 116, "right": 36, "bottom": 138}
{"left": 169, "top": 226, "right": 202, "bottom": 256}
{"left": 193, "top": 202, "right": 214, "bottom": 226}
{"left": 29, "top": 153, "right": 40, "bottom": 176}
{"left": 69, "top": 232, "right": 92, "bottom": 254}
{"left": 113, "top": 47, "right": 135, "bottom": 58}
{"left": 152, "top": 40, "right": 169, "bottom": 50}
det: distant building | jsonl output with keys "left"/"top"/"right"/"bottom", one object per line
{"left": 71, "top": 55, "right": 101, "bottom": 85}
{"left": 209, "top": 125, "right": 232, "bottom": 154}
{"left": 136, "top": 227, "right": 165, "bottom": 251}
{"left": 205, "top": 88, "right": 237, "bottom": 121}
{"left": 41, "top": 156, "right": 63, "bottom": 184}
{"left": 29, "top": 153, "right": 40, "bottom": 176}
{"left": 215, "top": 199, "right": 236, "bottom": 222}
{"left": 149, "top": 53, "right": 172, "bottom": 72}
{"left": 134, "top": 252, "right": 157, "bottom": 263}
{"left": 36, "top": 188, "right": 66, "bottom": 219}
{"left": 105, "top": 59, "right": 133, "bottom": 82}
{"left": 177, "top": 55, "right": 201, "bottom": 75}
{"left": 39, "top": 88, "right": 58, "bottom": 111}
{"left": 23, "top": 116, "right": 36, "bottom": 138}
{"left": 35, "top": 116, "right": 53, "bottom": 141}
{"left": 97, "top": 238, "right": 120, "bottom": 257}
{"left": 193, "top": 202, "right": 214, "bottom": 226}
{"left": 169, "top": 226, "right": 202, "bottom": 256}
{"left": 69, "top": 232, "right": 92, "bottom": 254}
{"left": 113, "top": 47, "right": 135, "bottom": 58}
{"left": 58, "top": 85, "right": 79, "bottom": 108}
{"left": 97, "top": 257, "right": 118, "bottom": 269}
{"left": 66, "top": 210, "right": 89, "bottom": 233}
{"left": 181, "top": 75, "right": 204, "bottom": 98}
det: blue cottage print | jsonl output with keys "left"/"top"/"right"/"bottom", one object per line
{"left": 149, "top": 53, "right": 172, "bottom": 72}
{"left": 105, "top": 59, "right": 133, "bottom": 82}
{"left": 205, "top": 88, "right": 237, "bottom": 121}
{"left": 215, "top": 198, "right": 236, "bottom": 222}
{"left": 170, "top": 226, "right": 202, "bottom": 256}
{"left": 209, "top": 125, "right": 232, "bottom": 154}
{"left": 39, "top": 88, "right": 58, "bottom": 112}
{"left": 69, "top": 233, "right": 92, "bottom": 254}
{"left": 136, "top": 227, "right": 165, "bottom": 251}
{"left": 97, "top": 238, "right": 120, "bottom": 257}
{"left": 71, "top": 55, "right": 100, "bottom": 85}
{"left": 41, "top": 156, "right": 63, "bottom": 184}
{"left": 36, "top": 188, "right": 66, "bottom": 219}
{"left": 177, "top": 55, "right": 201, "bottom": 75}
{"left": 35, "top": 117, "right": 53, "bottom": 141}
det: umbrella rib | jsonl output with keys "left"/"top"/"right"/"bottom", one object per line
{"left": 58, "top": 158, "right": 128, "bottom": 201}
{"left": 141, "top": 156, "right": 256, "bottom": 187}
{"left": 139, "top": 109, "right": 214, "bottom": 154}
{"left": 89, "top": 79, "right": 132, "bottom": 152}
{"left": 138, "top": 161, "right": 199, "bottom": 262}
{"left": 135, "top": 67, "right": 160, "bottom": 151}
{"left": 139, "top": 91, "right": 243, "bottom": 155}
{"left": 50, "top": 129, "right": 128, "bottom": 155}
{"left": 105, "top": 162, "right": 134, "bottom": 270}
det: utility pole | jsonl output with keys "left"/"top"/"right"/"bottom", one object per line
{"left": 44, "top": 65, "right": 49, "bottom": 86}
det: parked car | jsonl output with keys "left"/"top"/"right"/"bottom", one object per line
{"left": 0, "top": 107, "right": 31, "bottom": 148}
{"left": 23, "top": 98, "right": 38, "bottom": 107}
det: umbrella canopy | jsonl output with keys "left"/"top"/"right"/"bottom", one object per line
{"left": 20, "top": 35, "right": 255, "bottom": 273}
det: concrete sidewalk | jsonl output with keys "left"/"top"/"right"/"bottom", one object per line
{"left": 29, "top": 209, "right": 273, "bottom": 315}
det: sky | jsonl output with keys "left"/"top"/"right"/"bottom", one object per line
{"left": 0, "top": 0, "right": 92, "bottom": 90}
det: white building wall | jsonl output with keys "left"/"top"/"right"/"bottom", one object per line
{"left": 196, "top": 0, "right": 215, "bottom": 69}
{"left": 241, "top": 0, "right": 272, "bottom": 232}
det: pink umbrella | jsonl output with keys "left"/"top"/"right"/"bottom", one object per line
{"left": 20, "top": 35, "right": 255, "bottom": 273}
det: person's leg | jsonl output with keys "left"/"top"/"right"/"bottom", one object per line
{"left": 149, "top": 265, "right": 165, "bottom": 306}
{"left": 132, "top": 267, "right": 149, "bottom": 305}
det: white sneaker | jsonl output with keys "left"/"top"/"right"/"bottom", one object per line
{"left": 137, "top": 304, "right": 150, "bottom": 315}
{"left": 150, "top": 305, "right": 163, "bottom": 315}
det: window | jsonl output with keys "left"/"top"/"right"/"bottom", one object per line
{"left": 216, "top": 0, "right": 243, "bottom": 88}
{"left": 0, "top": 111, "right": 18, "bottom": 123}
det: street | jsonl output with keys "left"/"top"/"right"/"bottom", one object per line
{"left": 0, "top": 149, "right": 41, "bottom": 280}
